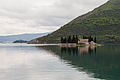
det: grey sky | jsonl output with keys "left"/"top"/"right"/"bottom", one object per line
{"left": 0, "top": 0, "right": 108, "bottom": 36}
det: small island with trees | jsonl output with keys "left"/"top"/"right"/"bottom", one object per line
{"left": 13, "top": 40, "right": 28, "bottom": 43}
{"left": 60, "top": 35, "right": 100, "bottom": 47}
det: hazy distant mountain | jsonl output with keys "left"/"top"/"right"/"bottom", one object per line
{"left": 34, "top": 0, "right": 120, "bottom": 44}
{"left": 0, "top": 32, "right": 50, "bottom": 43}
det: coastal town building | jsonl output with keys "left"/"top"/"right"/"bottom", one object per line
{"left": 78, "top": 39, "right": 89, "bottom": 45}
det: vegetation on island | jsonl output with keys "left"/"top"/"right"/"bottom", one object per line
{"left": 61, "top": 35, "right": 78, "bottom": 43}
{"left": 34, "top": 0, "right": 120, "bottom": 44}
{"left": 61, "top": 35, "right": 96, "bottom": 43}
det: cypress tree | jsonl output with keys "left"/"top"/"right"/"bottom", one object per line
{"left": 67, "top": 36, "right": 72, "bottom": 43}
{"left": 84, "top": 35, "right": 87, "bottom": 39}
{"left": 61, "top": 37, "right": 63, "bottom": 43}
{"left": 72, "top": 35, "right": 76, "bottom": 43}
{"left": 88, "top": 36, "right": 90, "bottom": 42}
{"left": 88, "top": 36, "right": 92, "bottom": 42}
{"left": 91, "top": 37, "right": 93, "bottom": 41}
{"left": 94, "top": 37, "right": 96, "bottom": 43}
{"left": 64, "top": 37, "right": 67, "bottom": 43}
{"left": 83, "top": 35, "right": 85, "bottom": 39}
{"left": 84, "top": 35, "right": 86, "bottom": 39}
{"left": 75, "top": 35, "right": 78, "bottom": 43}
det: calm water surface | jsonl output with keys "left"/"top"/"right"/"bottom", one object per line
{"left": 0, "top": 44, "right": 120, "bottom": 80}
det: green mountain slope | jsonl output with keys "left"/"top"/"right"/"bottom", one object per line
{"left": 35, "top": 0, "right": 120, "bottom": 44}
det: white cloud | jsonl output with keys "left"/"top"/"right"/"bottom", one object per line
{"left": 0, "top": 0, "right": 108, "bottom": 36}
{"left": 0, "top": 16, "right": 59, "bottom": 36}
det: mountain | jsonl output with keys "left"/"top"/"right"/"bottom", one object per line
{"left": 35, "top": 0, "right": 120, "bottom": 44}
{"left": 0, "top": 32, "right": 50, "bottom": 43}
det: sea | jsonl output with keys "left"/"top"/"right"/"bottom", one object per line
{"left": 0, "top": 43, "right": 120, "bottom": 80}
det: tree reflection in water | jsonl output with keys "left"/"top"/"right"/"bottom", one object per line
{"left": 61, "top": 46, "right": 96, "bottom": 56}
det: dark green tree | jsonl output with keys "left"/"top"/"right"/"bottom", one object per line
{"left": 91, "top": 37, "right": 93, "bottom": 41}
{"left": 88, "top": 36, "right": 92, "bottom": 42}
{"left": 67, "top": 36, "right": 72, "bottom": 43}
{"left": 72, "top": 35, "right": 76, "bottom": 43}
{"left": 94, "top": 37, "right": 96, "bottom": 43}
{"left": 64, "top": 37, "right": 67, "bottom": 43}
{"left": 83, "top": 35, "right": 85, "bottom": 39}
{"left": 75, "top": 35, "right": 79, "bottom": 43}
{"left": 61, "top": 37, "right": 64, "bottom": 43}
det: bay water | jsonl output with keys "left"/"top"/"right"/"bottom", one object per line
{"left": 0, "top": 44, "right": 120, "bottom": 80}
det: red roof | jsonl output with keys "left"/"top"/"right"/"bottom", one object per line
{"left": 79, "top": 39, "right": 88, "bottom": 41}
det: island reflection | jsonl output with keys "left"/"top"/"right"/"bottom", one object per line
{"left": 61, "top": 46, "right": 96, "bottom": 56}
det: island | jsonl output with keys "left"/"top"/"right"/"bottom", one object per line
{"left": 13, "top": 40, "right": 28, "bottom": 43}
{"left": 60, "top": 35, "right": 101, "bottom": 47}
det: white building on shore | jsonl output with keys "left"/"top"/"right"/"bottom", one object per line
{"left": 78, "top": 39, "right": 89, "bottom": 45}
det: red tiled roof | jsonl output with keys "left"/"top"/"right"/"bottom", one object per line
{"left": 79, "top": 39, "right": 88, "bottom": 41}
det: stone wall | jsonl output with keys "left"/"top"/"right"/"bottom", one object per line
{"left": 60, "top": 43, "right": 77, "bottom": 47}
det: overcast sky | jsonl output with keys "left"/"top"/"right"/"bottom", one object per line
{"left": 0, "top": 0, "right": 108, "bottom": 36}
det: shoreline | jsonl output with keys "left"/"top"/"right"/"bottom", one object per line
{"left": 60, "top": 43, "right": 102, "bottom": 47}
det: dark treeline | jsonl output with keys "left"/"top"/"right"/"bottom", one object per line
{"left": 61, "top": 35, "right": 96, "bottom": 43}
{"left": 61, "top": 35, "right": 78, "bottom": 43}
{"left": 61, "top": 47, "right": 78, "bottom": 56}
